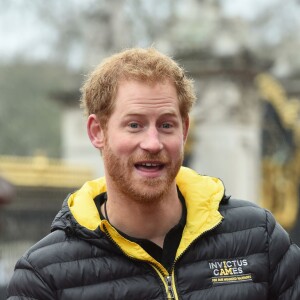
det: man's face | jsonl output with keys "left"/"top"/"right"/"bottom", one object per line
{"left": 101, "top": 80, "right": 189, "bottom": 204}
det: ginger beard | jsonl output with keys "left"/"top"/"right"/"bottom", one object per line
{"left": 102, "top": 139, "right": 184, "bottom": 204}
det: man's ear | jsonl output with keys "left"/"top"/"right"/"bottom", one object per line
{"left": 87, "top": 114, "right": 105, "bottom": 149}
{"left": 183, "top": 116, "right": 190, "bottom": 143}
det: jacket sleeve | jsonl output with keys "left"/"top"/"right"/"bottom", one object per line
{"left": 267, "top": 210, "right": 300, "bottom": 299}
{"left": 6, "top": 256, "right": 56, "bottom": 300}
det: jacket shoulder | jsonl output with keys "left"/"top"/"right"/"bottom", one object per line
{"left": 220, "top": 197, "right": 261, "bottom": 210}
{"left": 7, "top": 230, "right": 68, "bottom": 300}
{"left": 23, "top": 228, "right": 108, "bottom": 271}
{"left": 218, "top": 198, "right": 268, "bottom": 232}
{"left": 7, "top": 229, "right": 108, "bottom": 299}
{"left": 23, "top": 230, "right": 72, "bottom": 269}
{"left": 217, "top": 198, "right": 300, "bottom": 299}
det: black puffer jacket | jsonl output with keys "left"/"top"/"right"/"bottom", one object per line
{"left": 7, "top": 167, "right": 300, "bottom": 299}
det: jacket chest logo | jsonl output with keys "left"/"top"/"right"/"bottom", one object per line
{"left": 209, "top": 259, "right": 253, "bottom": 285}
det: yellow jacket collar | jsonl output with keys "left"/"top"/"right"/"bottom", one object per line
{"left": 175, "top": 167, "right": 224, "bottom": 258}
{"left": 68, "top": 167, "right": 224, "bottom": 231}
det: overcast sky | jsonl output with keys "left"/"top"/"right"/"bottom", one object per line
{"left": 0, "top": 0, "right": 288, "bottom": 63}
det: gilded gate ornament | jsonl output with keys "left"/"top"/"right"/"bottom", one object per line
{"left": 256, "top": 73, "right": 300, "bottom": 230}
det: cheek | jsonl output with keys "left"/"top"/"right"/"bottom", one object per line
{"left": 165, "top": 137, "right": 185, "bottom": 154}
{"left": 107, "top": 135, "right": 137, "bottom": 155}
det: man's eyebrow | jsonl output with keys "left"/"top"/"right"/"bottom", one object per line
{"left": 121, "top": 113, "right": 144, "bottom": 118}
{"left": 124, "top": 109, "right": 178, "bottom": 115}
{"left": 160, "top": 112, "right": 179, "bottom": 117}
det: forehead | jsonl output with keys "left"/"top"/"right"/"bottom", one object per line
{"left": 114, "top": 80, "right": 179, "bottom": 112}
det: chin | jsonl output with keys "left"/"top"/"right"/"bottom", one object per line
{"left": 127, "top": 181, "right": 170, "bottom": 204}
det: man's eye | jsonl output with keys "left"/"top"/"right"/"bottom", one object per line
{"left": 162, "top": 123, "right": 172, "bottom": 129}
{"left": 129, "top": 123, "right": 139, "bottom": 129}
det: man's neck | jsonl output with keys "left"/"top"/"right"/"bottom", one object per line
{"left": 102, "top": 185, "right": 182, "bottom": 248}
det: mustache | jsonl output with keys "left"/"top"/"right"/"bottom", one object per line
{"left": 130, "top": 153, "right": 169, "bottom": 163}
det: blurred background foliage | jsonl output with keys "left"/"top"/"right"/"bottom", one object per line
{"left": 0, "top": 63, "right": 77, "bottom": 157}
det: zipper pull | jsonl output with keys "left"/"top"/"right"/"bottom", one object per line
{"left": 165, "top": 276, "right": 175, "bottom": 299}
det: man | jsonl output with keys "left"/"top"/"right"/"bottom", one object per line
{"left": 7, "top": 48, "right": 300, "bottom": 299}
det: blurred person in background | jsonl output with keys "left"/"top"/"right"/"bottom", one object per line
{"left": 7, "top": 47, "right": 300, "bottom": 299}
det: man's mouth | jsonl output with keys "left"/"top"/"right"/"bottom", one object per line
{"left": 135, "top": 162, "right": 165, "bottom": 171}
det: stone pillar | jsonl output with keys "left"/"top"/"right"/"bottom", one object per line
{"left": 62, "top": 106, "right": 104, "bottom": 177}
{"left": 51, "top": 91, "right": 104, "bottom": 178}
{"left": 178, "top": 50, "right": 267, "bottom": 202}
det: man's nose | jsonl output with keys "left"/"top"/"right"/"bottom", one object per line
{"left": 140, "top": 127, "right": 163, "bottom": 153}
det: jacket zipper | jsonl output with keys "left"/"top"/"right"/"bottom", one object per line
{"left": 166, "top": 219, "right": 224, "bottom": 299}
{"left": 103, "top": 225, "right": 175, "bottom": 299}
{"left": 103, "top": 218, "right": 223, "bottom": 300}
{"left": 165, "top": 275, "right": 175, "bottom": 299}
